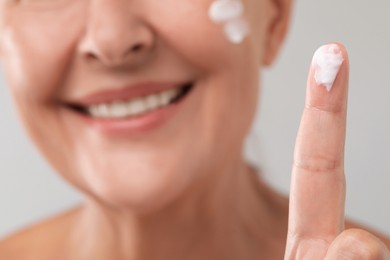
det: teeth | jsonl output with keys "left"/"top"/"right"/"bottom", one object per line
{"left": 145, "top": 94, "right": 160, "bottom": 110}
{"left": 110, "top": 102, "right": 128, "bottom": 118}
{"left": 88, "top": 105, "right": 101, "bottom": 117}
{"left": 127, "top": 99, "right": 145, "bottom": 116}
{"left": 160, "top": 89, "right": 177, "bottom": 106}
{"left": 87, "top": 87, "right": 182, "bottom": 119}
{"left": 97, "top": 104, "right": 110, "bottom": 117}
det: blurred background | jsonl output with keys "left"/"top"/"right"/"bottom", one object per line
{"left": 1, "top": 1, "right": 389, "bottom": 238}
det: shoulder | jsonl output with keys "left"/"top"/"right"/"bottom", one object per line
{"left": 0, "top": 206, "right": 81, "bottom": 260}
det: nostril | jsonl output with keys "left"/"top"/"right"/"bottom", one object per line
{"left": 85, "top": 53, "right": 97, "bottom": 61}
{"left": 131, "top": 43, "right": 143, "bottom": 52}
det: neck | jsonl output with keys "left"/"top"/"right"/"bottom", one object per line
{"left": 70, "top": 159, "right": 277, "bottom": 260}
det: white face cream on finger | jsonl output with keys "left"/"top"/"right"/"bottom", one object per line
{"left": 312, "top": 44, "right": 344, "bottom": 92}
{"left": 208, "top": 0, "right": 249, "bottom": 44}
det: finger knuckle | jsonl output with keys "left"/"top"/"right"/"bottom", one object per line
{"left": 305, "top": 103, "right": 343, "bottom": 115}
{"left": 286, "top": 235, "right": 331, "bottom": 260}
{"left": 293, "top": 156, "right": 343, "bottom": 173}
{"left": 335, "top": 229, "right": 386, "bottom": 259}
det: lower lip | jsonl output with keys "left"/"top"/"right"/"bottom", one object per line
{"left": 76, "top": 88, "right": 192, "bottom": 137}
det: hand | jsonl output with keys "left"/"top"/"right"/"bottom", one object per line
{"left": 284, "top": 43, "right": 390, "bottom": 259}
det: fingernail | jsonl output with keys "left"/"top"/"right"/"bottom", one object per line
{"left": 312, "top": 44, "right": 344, "bottom": 92}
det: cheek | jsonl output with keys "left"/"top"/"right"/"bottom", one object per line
{"left": 0, "top": 6, "right": 87, "bottom": 184}
{"left": 147, "top": 0, "right": 260, "bottom": 148}
{"left": 209, "top": 0, "right": 250, "bottom": 44}
{"left": 207, "top": 64, "right": 259, "bottom": 145}
{"left": 1, "top": 5, "right": 85, "bottom": 102}
{"left": 147, "top": 0, "right": 250, "bottom": 72}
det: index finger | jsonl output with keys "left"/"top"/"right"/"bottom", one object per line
{"left": 285, "top": 43, "right": 350, "bottom": 259}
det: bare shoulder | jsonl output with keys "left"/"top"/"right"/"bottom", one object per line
{"left": 346, "top": 220, "right": 390, "bottom": 250}
{"left": 0, "top": 206, "right": 82, "bottom": 260}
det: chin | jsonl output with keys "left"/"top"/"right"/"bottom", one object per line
{"left": 76, "top": 155, "right": 198, "bottom": 214}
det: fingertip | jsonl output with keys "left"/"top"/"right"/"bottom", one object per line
{"left": 312, "top": 43, "right": 347, "bottom": 92}
{"left": 328, "top": 42, "right": 350, "bottom": 86}
{"left": 307, "top": 42, "right": 350, "bottom": 112}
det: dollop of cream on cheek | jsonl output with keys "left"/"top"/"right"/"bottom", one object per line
{"left": 312, "top": 44, "right": 344, "bottom": 92}
{"left": 208, "top": 0, "right": 250, "bottom": 44}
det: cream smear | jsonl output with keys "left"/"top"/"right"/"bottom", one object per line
{"left": 312, "top": 44, "right": 344, "bottom": 92}
{"left": 209, "top": 0, "right": 249, "bottom": 44}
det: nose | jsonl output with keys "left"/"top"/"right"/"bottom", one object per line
{"left": 78, "top": 0, "right": 155, "bottom": 68}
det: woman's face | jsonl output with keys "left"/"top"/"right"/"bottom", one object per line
{"left": 0, "top": 0, "right": 287, "bottom": 212}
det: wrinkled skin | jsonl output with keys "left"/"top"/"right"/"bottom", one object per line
{"left": 0, "top": 0, "right": 388, "bottom": 259}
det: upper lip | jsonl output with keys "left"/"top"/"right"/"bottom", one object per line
{"left": 67, "top": 81, "right": 192, "bottom": 106}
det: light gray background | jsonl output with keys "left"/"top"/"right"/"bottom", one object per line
{"left": 1, "top": 1, "right": 389, "bottom": 239}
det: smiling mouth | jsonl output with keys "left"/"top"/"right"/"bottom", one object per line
{"left": 67, "top": 82, "right": 194, "bottom": 119}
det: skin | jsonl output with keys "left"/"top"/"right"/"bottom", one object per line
{"left": 0, "top": 0, "right": 388, "bottom": 259}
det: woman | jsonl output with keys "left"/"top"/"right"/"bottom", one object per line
{"left": 0, "top": 0, "right": 389, "bottom": 259}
